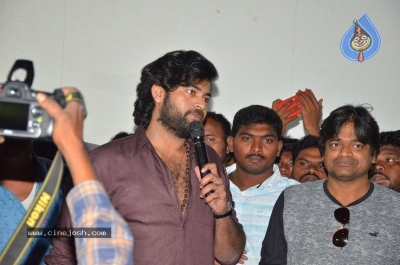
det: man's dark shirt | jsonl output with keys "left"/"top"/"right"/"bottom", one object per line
{"left": 45, "top": 126, "right": 241, "bottom": 265}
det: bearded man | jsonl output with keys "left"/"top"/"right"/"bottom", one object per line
{"left": 46, "top": 50, "right": 245, "bottom": 265}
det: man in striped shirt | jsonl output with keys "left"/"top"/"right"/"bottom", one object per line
{"left": 227, "top": 105, "right": 298, "bottom": 264}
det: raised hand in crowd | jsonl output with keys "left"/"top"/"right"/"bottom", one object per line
{"left": 272, "top": 98, "right": 299, "bottom": 135}
{"left": 295, "top": 88, "right": 323, "bottom": 136}
{"left": 272, "top": 88, "right": 323, "bottom": 136}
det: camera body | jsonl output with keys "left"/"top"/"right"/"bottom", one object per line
{"left": 0, "top": 81, "right": 55, "bottom": 139}
{"left": 0, "top": 60, "right": 66, "bottom": 139}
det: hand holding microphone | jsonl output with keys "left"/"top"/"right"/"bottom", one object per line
{"left": 190, "top": 121, "right": 233, "bottom": 218}
{"left": 189, "top": 121, "right": 211, "bottom": 178}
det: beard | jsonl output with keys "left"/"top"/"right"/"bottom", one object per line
{"left": 388, "top": 182, "right": 400, "bottom": 192}
{"left": 327, "top": 168, "right": 360, "bottom": 182}
{"left": 157, "top": 93, "right": 203, "bottom": 139}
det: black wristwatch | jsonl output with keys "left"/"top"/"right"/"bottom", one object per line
{"left": 212, "top": 199, "right": 233, "bottom": 219}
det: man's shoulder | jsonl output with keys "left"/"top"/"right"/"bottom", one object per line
{"left": 267, "top": 167, "right": 299, "bottom": 190}
{"left": 274, "top": 174, "right": 299, "bottom": 188}
{"left": 90, "top": 128, "right": 147, "bottom": 161}
{"left": 372, "top": 182, "right": 400, "bottom": 201}
{"left": 284, "top": 179, "right": 324, "bottom": 194}
{"left": 364, "top": 184, "right": 400, "bottom": 225}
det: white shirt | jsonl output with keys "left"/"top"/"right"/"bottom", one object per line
{"left": 229, "top": 164, "right": 299, "bottom": 265}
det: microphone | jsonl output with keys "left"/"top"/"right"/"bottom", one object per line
{"left": 189, "top": 121, "right": 211, "bottom": 178}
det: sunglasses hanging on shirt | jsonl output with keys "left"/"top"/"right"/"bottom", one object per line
{"left": 332, "top": 207, "right": 350, "bottom": 248}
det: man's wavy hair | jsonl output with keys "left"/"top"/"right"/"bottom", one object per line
{"left": 379, "top": 130, "right": 400, "bottom": 149}
{"left": 319, "top": 104, "right": 379, "bottom": 156}
{"left": 133, "top": 50, "right": 218, "bottom": 128}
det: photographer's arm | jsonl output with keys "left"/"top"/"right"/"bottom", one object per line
{"left": 36, "top": 88, "right": 133, "bottom": 265}
{"left": 36, "top": 90, "right": 93, "bottom": 185}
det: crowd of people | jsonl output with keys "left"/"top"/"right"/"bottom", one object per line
{"left": 1, "top": 49, "right": 400, "bottom": 264}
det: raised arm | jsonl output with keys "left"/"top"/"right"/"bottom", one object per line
{"left": 295, "top": 89, "right": 323, "bottom": 136}
{"left": 272, "top": 99, "right": 299, "bottom": 135}
{"left": 37, "top": 88, "right": 133, "bottom": 265}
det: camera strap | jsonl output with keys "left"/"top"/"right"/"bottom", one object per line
{"left": 0, "top": 151, "right": 64, "bottom": 265}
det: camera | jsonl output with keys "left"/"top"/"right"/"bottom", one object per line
{"left": 0, "top": 60, "right": 67, "bottom": 139}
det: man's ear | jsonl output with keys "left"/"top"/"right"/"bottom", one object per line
{"left": 151, "top": 85, "right": 165, "bottom": 103}
{"left": 226, "top": 136, "right": 233, "bottom": 154}
{"left": 372, "top": 153, "right": 377, "bottom": 164}
{"left": 277, "top": 140, "right": 283, "bottom": 157}
{"left": 227, "top": 136, "right": 234, "bottom": 153}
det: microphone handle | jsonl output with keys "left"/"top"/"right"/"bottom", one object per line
{"left": 193, "top": 141, "right": 211, "bottom": 178}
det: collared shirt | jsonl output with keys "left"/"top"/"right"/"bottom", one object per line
{"left": 226, "top": 163, "right": 236, "bottom": 175}
{"left": 0, "top": 153, "right": 64, "bottom": 265}
{"left": 229, "top": 164, "right": 298, "bottom": 265}
{"left": 66, "top": 180, "right": 133, "bottom": 265}
{"left": 46, "top": 125, "right": 240, "bottom": 265}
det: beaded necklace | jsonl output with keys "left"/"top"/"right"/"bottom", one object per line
{"left": 180, "top": 141, "right": 190, "bottom": 212}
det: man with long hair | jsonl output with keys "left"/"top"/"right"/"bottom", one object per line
{"left": 46, "top": 50, "right": 245, "bottom": 265}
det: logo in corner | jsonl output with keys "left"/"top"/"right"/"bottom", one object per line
{"left": 340, "top": 13, "right": 381, "bottom": 62}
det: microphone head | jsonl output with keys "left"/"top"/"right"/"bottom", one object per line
{"left": 189, "top": 121, "right": 204, "bottom": 139}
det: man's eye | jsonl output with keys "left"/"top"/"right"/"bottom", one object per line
{"left": 203, "top": 97, "right": 210, "bottom": 103}
{"left": 187, "top": 89, "right": 195, "bottom": 95}
{"left": 387, "top": 158, "right": 394, "bottom": 163}
{"left": 206, "top": 138, "right": 215, "bottom": 142}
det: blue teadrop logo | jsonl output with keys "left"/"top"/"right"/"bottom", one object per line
{"left": 340, "top": 13, "right": 381, "bottom": 62}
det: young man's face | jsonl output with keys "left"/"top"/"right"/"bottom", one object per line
{"left": 277, "top": 151, "right": 293, "bottom": 178}
{"left": 323, "top": 122, "right": 374, "bottom": 181}
{"left": 292, "top": 147, "right": 327, "bottom": 183}
{"left": 203, "top": 117, "right": 228, "bottom": 163}
{"left": 371, "top": 145, "right": 400, "bottom": 192}
{"left": 157, "top": 80, "right": 211, "bottom": 138}
{"left": 230, "top": 123, "right": 282, "bottom": 176}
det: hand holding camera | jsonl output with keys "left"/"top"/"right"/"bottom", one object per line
{"left": 0, "top": 60, "right": 86, "bottom": 140}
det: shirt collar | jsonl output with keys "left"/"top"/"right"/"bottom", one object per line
{"left": 229, "top": 164, "right": 289, "bottom": 190}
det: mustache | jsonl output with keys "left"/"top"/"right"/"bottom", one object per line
{"left": 245, "top": 153, "right": 266, "bottom": 159}
{"left": 299, "top": 174, "right": 319, "bottom": 182}
{"left": 333, "top": 158, "right": 356, "bottom": 164}
{"left": 184, "top": 109, "right": 204, "bottom": 119}
{"left": 372, "top": 171, "right": 390, "bottom": 181}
